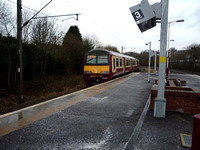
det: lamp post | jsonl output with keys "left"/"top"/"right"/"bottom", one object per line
{"left": 166, "top": 19, "right": 184, "bottom": 78}
{"left": 146, "top": 42, "right": 151, "bottom": 82}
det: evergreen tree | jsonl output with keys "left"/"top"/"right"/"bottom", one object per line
{"left": 62, "top": 26, "right": 85, "bottom": 73}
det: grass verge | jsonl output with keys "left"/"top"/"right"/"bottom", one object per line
{"left": 0, "top": 74, "right": 86, "bottom": 115}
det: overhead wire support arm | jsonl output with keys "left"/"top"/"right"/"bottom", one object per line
{"left": 33, "top": 14, "right": 81, "bottom": 21}
{"left": 21, "top": 0, "right": 52, "bottom": 29}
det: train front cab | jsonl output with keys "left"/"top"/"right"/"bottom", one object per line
{"left": 83, "top": 50, "right": 111, "bottom": 86}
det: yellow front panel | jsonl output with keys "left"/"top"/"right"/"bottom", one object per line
{"left": 84, "top": 66, "right": 109, "bottom": 74}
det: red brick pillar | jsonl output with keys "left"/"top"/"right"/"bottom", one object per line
{"left": 166, "top": 68, "right": 168, "bottom": 79}
{"left": 192, "top": 114, "right": 200, "bottom": 150}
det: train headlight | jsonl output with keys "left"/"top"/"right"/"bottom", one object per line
{"left": 100, "top": 71, "right": 109, "bottom": 74}
{"left": 84, "top": 71, "right": 92, "bottom": 74}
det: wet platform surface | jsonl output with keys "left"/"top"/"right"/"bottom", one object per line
{"left": 0, "top": 72, "right": 153, "bottom": 149}
{"left": 0, "top": 73, "right": 141, "bottom": 134}
{"left": 134, "top": 73, "right": 200, "bottom": 150}
{"left": 0, "top": 72, "right": 199, "bottom": 149}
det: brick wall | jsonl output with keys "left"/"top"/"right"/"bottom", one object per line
{"left": 150, "top": 84, "right": 200, "bottom": 114}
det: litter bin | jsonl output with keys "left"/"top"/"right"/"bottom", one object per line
{"left": 192, "top": 114, "right": 200, "bottom": 150}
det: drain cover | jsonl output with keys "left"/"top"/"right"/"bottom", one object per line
{"left": 180, "top": 133, "right": 192, "bottom": 148}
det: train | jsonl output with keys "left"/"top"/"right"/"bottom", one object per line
{"left": 83, "top": 48, "right": 139, "bottom": 86}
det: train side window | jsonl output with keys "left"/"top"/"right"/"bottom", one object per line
{"left": 116, "top": 58, "right": 119, "bottom": 67}
{"left": 127, "top": 60, "right": 130, "bottom": 66}
{"left": 133, "top": 60, "right": 136, "bottom": 65}
{"left": 120, "top": 59, "right": 122, "bottom": 67}
{"left": 113, "top": 58, "right": 115, "bottom": 70}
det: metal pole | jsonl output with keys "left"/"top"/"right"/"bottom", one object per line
{"left": 154, "top": 0, "right": 169, "bottom": 118}
{"left": 166, "top": 22, "right": 170, "bottom": 78}
{"left": 166, "top": 19, "right": 184, "bottom": 78}
{"left": 17, "top": 0, "right": 24, "bottom": 104}
{"left": 154, "top": 51, "right": 157, "bottom": 74}
{"left": 147, "top": 42, "right": 151, "bottom": 82}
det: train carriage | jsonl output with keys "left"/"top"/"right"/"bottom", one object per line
{"left": 83, "top": 48, "right": 139, "bottom": 86}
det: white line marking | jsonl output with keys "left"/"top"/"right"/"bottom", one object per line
{"left": 81, "top": 128, "right": 112, "bottom": 150}
{"left": 126, "top": 109, "right": 135, "bottom": 117}
{"left": 123, "top": 95, "right": 150, "bottom": 150}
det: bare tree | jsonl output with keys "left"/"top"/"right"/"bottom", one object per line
{"left": 0, "top": 1, "right": 15, "bottom": 36}
{"left": 31, "top": 17, "right": 57, "bottom": 79}
{"left": 22, "top": 10, "right": 33, "bottom": 43}
{"left": 187, "top": 44, "right": 200, "bottom": 73}
{"left": 104, "top": 45, "right": 120, "bottom": 53}
{"left": 0, "top": 2, "right": 17, "bottom": 87}
{"left": 83, "top": 34, "right": 103, "bottom": 49}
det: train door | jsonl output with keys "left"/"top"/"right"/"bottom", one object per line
{"left": 131, "top": 59, "right": 133, "bottom": 71}
{"left": 123, "top": 58, "right": 125, "bottom": 73}
{"left": 112, "top": 56, "right": 116, "bottom": 73}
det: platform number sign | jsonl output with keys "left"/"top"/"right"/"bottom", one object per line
{"left": 132, "top": 9, "right": 144, "bottom": 21}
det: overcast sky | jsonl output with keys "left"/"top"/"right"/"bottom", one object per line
{"left": 7, "top": 0, "right": 200, "bottom": 53}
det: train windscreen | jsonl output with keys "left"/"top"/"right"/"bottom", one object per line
{"left": 86, "top": 54, "right": 109, "bottom": 65}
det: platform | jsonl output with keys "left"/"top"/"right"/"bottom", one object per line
{"left": 0, "top": 72, "right": 199, "bottom": 150}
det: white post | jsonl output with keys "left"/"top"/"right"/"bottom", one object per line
{"left": 154, "top": 0, "right": 169, "bottom": 118}
{"left": 147, "top": 42, "right": 151, "bottom": 82}
{"left": 154, "top": 51, "right": 157, "bottom": 74}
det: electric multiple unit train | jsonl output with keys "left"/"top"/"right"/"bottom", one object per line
{"left": 83, "top": 48, "right": 139, "bottom": 86}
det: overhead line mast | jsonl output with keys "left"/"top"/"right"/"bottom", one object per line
{"left": 17, "top": 0, "right": 23, "bottom": 104}
{"left": 17, "top": 0, "right": 80, "bottom": 104}
{"left": 17, "top": 0, "right": 53, "bottom": 104}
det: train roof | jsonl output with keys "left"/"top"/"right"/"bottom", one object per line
{"left": 88, "top": 48, "right": 138, "bottom": 60}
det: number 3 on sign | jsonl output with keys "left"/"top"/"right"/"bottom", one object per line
{"left": 135, "top": 11, "right": 141, "bottom": 19}
{"left": 132, "top": 9, "right": 144, "bottom": 21}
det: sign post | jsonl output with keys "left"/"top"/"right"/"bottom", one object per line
{"left": 129, "top": 0, "right": 167, "bottom": 117}
{"left": 154, "top": 0, "right": 169, "bottom": 118}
